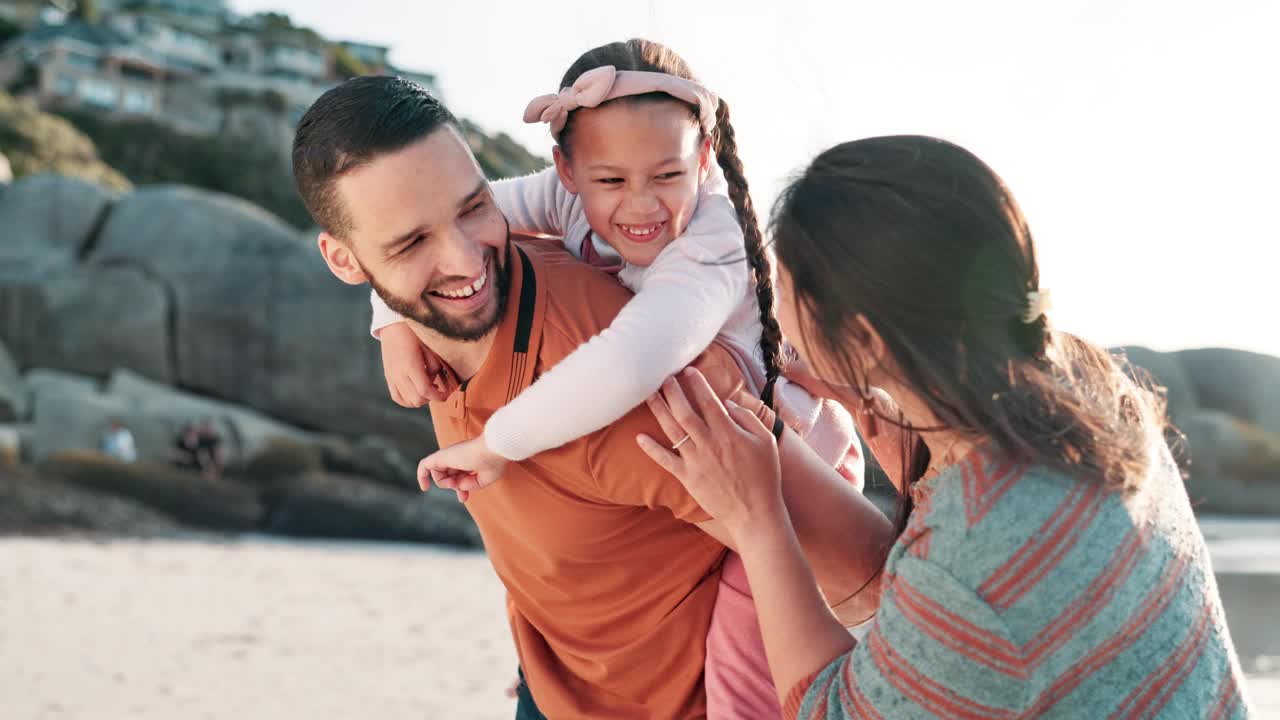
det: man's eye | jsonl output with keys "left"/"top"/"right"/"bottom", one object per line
{"left": 463, "top": 200, "right": 486, "bottom": 216}
{"left": 400, "top": 236, "right": 424, "bottom": 254}
{"left": 657, "top": 171, "right": 684, "bottom": 180}
{"left": 595, "top": 177, "right": 623, "bottom": 185}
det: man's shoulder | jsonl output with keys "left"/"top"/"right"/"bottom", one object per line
{"left": 515, "top": 237, "right": 633, "bottom": 349}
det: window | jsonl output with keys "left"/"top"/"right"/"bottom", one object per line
{"left": 64, "top": 52, "right": 99, "bottom": 71}
{"left": 53, "top": 74, "right": 76, "bottom": 97}
{"left": 123, "top": 88, "right": 154, "bottom": 114}
{"left": 78, "top": 77, "right": 117, "bottom": 108}
{"left": 120, "top": 65, "right": 154, "bottom": 82}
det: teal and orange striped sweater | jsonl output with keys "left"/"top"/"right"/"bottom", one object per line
{"left": 785, "top": 444, "right": 1252, "bottom": 719}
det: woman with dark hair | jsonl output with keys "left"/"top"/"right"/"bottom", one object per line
{"left": 638, "top": 135, "right": 1251, "bottom": 718}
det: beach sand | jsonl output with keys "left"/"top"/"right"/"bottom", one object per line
{"left": 2, "top": 526, "right": 1277, "bottom": 719}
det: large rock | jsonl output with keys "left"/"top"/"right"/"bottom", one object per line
{"left": 1115, "top": 346, "right": 1198, "bottom": 423}
{"left": 259, "top": 471, "right": 480, "bottom": 547}
{"left": 86, "top": 184, "right": 435, "bottom": 455}
{"left": 0, "top": 466, "right": 181, "bottom": 536}
{"left": 0, "top": 151, "right": 11, "bottom": 184}
{"left": 104, "top": 368, "right": 314, "bottom": 466}
{"left": 0, "top": 174, "right": 117, "bottom": 267}
{"left": 39, "top": 450, "right": 265, "bottom": 531}
{"left": 0, "top": 264, "right": 172, "bottom": 382}
{"left": 1176, "top": 348, "right": 1280, "bottom": 437}
{"left": 0, "top": 340, "right": 24, "bottom": 422}
{"left": 1181, "top": 409, "right": 1280, "bottom": 515}
{"left": 25, "top": 367, "right": 315, "bottom": 469}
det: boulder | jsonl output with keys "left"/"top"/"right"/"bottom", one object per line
{"left": 0, "top": 174, "right": 117, "bottom": 267}
{"left": 1115, "top": 346, "right": 1198, "bottom": 423}
{"left": 317, "top": 434, "right": 419, "bottom": 491}
{"left": 0, "top": 466, "right": 181, "bottom": 536}
{"left": 1176, "top": 348, "right": 1280, "bottom": 437}
{"left": 0, "top": 151, "right": 11, "bottom": 184}
{"left": 25, "top": 367, "right": 315, "bottom": 469}
{"left": 104, "top": 368, "right": 314, "bottom": 467}
{"left": 0, "top": 264, "right": 172, "bottom": 383}
{"left": 86, "top": 184, "right": 436, "bottom": 456}
{"left": 39, "top": 450, "right": 265, "bottom": 531}
{"left": 0, "top": 340, "right": 24, "bottom": 422}
{"left": 260, "top": 471, "right": 480, "bottom": 547}
{"left": 1181, "top": 409, "right": 1280, "bottom": 515}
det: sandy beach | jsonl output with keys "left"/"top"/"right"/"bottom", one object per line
{"left": 2, "top": 522, "right": 1277, "bottom": 719}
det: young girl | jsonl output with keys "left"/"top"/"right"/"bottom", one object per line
{"left": 374, "top": 39, "right": 864, "bottom": 718}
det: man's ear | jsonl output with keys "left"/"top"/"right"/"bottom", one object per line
{"left": 317, "top": 231, "right": 368, "bottom": 286}
{"left": 552, "top": 146, "right": 578, "bottom": 194}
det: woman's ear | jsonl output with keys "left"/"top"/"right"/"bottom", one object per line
{"left": 552, "top": 146, "right": 578, "bottom": 194}
{"left": 853, "top": 314, "right": 891, "bottom": 378}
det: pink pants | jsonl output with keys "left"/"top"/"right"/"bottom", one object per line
{"left": 704, "top": 423, "right": 864, "bottom": 719}
{"left": 705, "top": 550, "right": 783, "bottom": 719}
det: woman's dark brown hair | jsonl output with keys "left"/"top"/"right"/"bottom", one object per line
{"left": 771, "top": 135, "right": 1171, "bottom": 521}
{"left": 556, "top": 39, "right": 786, "bottom": 402}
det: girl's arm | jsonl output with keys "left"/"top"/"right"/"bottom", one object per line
{"left": 484, "top": 216, "right": 747, "bottom": 460}
{"left": 489, "top": 166, "right": 577, "bottom": 239}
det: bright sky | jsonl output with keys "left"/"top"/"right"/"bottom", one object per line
{"left": 233, "top": 0, "right": 1279, "bottom": 357}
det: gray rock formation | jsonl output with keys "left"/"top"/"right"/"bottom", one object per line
{"left": 0, "top": 466, "right": 181, "bottom": 536}
{"left": 0, "top": 340, "right": 24, "bottom": 422}
{"left": 0, "top": 174, "right": 116, "bottom": 268}
{"left": 39, "top": 451, "right": 265, "bottom": 531}
{"left": 1175, "top": 348, "right": 1280, "bottom": 437}
{"left": 0, "top": 176, "right": 435, "bottom": 457}
{"left": 1181, "top": 410, "right": 1280, "bottom": 515}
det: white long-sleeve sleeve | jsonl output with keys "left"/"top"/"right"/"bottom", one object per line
{"left": 483, "top": 190, "right": 749, "bottom": 460}
{"left": 368, "top": 167, "right": 589, "bottom": 338}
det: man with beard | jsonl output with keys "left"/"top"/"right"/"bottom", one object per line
{"left": 293, "top": 77, "right": 888, "bottom": 720}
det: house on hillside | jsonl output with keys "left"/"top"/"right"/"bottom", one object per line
{"left": 0, "top": 20, "right": 166, "bottom": 117}
{"left": 0, "top": 3, "right": 439, "bottom": 142}
{"left": 0, "top": 0, "right": 46, "bottom": 30}
{"left": 336, "top": 38, "right": 441, "bottom": 98}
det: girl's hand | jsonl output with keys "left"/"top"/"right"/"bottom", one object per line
{"left": 417, "top": 436, "right": 509, "bottom": 503}
{"left": 381, "top": 322, "right": 450, "bottom": 407}
{"left": 636, "top": 367, "right": 786, "bottom": 537}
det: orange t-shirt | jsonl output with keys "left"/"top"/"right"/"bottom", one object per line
{"left": 428, "top": 239, "right": 767, "bottom": 719}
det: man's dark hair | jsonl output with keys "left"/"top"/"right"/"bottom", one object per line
{"left": 291, "top": 76, "right": 457, "bottom": 237}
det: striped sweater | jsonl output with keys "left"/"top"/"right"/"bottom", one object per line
{"left": 784, "top": 443, "right": 1253, "bottom": 719}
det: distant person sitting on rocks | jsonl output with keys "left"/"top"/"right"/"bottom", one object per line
{"left": 195, "top": 419, "right": 224, "bottom": 479}
{"left": 173, "top": 421, "right": 223, "bottom": 479}
{"left": 100, "top": 418, "right": 138, "bottom": 463}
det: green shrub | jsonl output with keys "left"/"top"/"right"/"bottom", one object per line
{"left": 0, "top": 91, "right": 130, "bottom": 190}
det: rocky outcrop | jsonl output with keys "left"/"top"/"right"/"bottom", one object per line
{"left": 39, "top": 451, "right": 266, "bottom": 531}
{"left": 0, "top": 340, "right": 23, "bottom": 422}
{"left": 1122, "top": 346, "right": 1280, "bottom": 514}
{"left": 259, "top": 471, "right": 479, "bottom": 547}
{"left": 0, "top": 465, "right": 181, "bottom": 536}
{"left": 0, "top": 176, "right": 436, "bottom": 458}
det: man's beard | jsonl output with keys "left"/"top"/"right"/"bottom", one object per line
{"left": 367, "top": 242, "right": 512, "bottom": 343}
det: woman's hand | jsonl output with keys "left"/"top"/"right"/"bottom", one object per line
{"left": 636, "top": 367, "right": 786, "bottom": 537}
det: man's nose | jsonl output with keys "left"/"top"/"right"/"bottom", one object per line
{"left": 434, "top": 227, "right": 487, "bottom": 278}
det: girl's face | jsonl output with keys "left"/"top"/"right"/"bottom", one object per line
{"left": 554, "top": 99, "right": 712, "bottom": 267}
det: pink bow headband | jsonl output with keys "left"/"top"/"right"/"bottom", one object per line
{"left": 523, "top": 65, "right": 720, "bottom": 139}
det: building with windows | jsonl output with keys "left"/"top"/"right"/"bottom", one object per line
{"left": 0, "top": 21, "right": 165, "bottom": 117}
